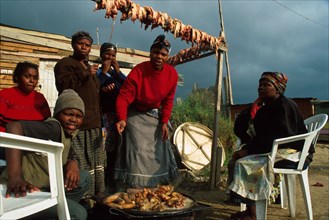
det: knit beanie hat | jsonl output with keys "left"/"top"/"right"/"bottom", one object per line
{"left": 260, "top": 72, "right": 288, "bottom": 95}
{"left": 53, "top": 89, "right": 85, "bottom": 116}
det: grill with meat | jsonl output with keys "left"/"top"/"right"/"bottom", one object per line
{"left": 101, "top": 185, "right": 187, "bottom": 212}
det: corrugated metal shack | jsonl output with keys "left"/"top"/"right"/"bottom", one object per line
{"left": 229, "top": 97, "right": 318, "bottom": 121}
{"left": 0, "top": 24, "right": 149, "bottom": 112}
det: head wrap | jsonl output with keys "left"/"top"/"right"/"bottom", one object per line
{"left": 53, "top": 89, "right": 85, "bottom": 116}
{"left": 260, "top": 72, "right": 288, "bottom": 95}
{"left": 71, "top": 31, "right": 93, "bottom": 45}
{"left": 100, "top": 43, "right": 117, "bottom": 56}
{"left": 150, "top": 34, "right": 171, "bottom": 53}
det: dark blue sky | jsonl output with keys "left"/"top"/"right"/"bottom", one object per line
{"left": 1, "top": 0, "right": 328, "bottom": 104}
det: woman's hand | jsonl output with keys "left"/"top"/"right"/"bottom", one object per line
{"left": 111, "top": 60, "right": 120, "bottom": 73}
{"left": 102, "top": 59, "right": 120, "bottom": 74}
{"left": 64, "top": 160, "right": 80, "bottom": 191}
{"left": 161, "top": 123, "right": 169, "bottom": 142}
{"left": 89, "top": 64, "right": 99, "bottom": 76}
{"left": 232, "top": 149, "right": 249, "bottom": 160}
{"left": 101, "top": 83, "right": 115, "bottom": 93}
{"left": 102, "top": 60, "right": 112, "bottom": 74}
{"left": 6, "top": 176, "right": 40, "bottom": 198}
{"left": 116, "top": 120, "right": 126, "bottom": 134}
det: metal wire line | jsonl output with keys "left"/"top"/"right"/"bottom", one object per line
{"left": 273, "top": 0, "right": 329, "bottom": 29}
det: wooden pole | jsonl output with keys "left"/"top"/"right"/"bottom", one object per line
{"left": 109, "top": 20, "right": 116, "bottom": 43}
{"left": 224, "top": 76, "right": 230, "bottom": 118}
{"left": 209, "top": 0, "right": 236, "bottom": 190}
{"left": 209, "top": 50, "right": 224, "bottom": 189}
{"left": 218, "top": 0, "right": 233, "bottom": 106}
{"left": 96, "top": 27, "right": 100, "bottom": 45}
{"left": 225, "top": 52, "right": 233, "bottom": 105}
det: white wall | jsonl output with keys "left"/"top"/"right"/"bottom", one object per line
{"left": 38, "top": 60, "right": 58, "bottom": 115}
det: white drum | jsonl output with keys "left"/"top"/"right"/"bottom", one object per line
{"left": 173, "top": 122, "right": 225, "bottom": 171}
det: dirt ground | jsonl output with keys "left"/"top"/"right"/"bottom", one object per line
{"left": 176, "top": 143, "right": 329, "bottom": 220}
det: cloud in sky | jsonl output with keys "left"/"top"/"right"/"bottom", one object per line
{"left": 1, "top": 0, "right": 328, "bottom": 104}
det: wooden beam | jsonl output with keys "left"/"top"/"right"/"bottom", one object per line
{"left": 115, "top": 52, "right": 149, "bottom": 65}
{"left": 0, "top": 62, "right": 18, "bottom": 68}
{"left": 0, "top": 25, "right": 70, "bottom": 42}
{"left": 1, "top": 41, "right": 59, "bottom": 53}
{"left": 1, "top": 29, "right": 74, "bottom": 53}
{"left": 0, "top": 54, "right": 39, "bottom": 64}
{"left": 170, "top": 51, "right": 215, "bottom": 66}
{"left": 118, "top": 48, "right": 149, "bottom": 57}
{"left": 0, "top": 45, "right": 33, "bottom": 53}
{"left": 0, "top": 79, "right": 13, "bottom": 85}
{"left": 1, "top": 51, "right": 62, "bottom": 60}
{"left": 0, "top": 75, "right": 13, "bottom": 85}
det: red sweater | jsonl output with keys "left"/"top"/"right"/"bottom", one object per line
{"left": 0, "top": 87, "right": 51, "bottom": 132}
{"left": 116, "top": 61, "right": 178, "bottom": 123}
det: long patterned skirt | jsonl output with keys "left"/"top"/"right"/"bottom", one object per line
{"left": 228, "top": 154, "right": 274, "bottom": 205}
{"left": 71, "top": 128, "right": 105, "bottom": 197}
{"left": 114, "top": 109, "right": 179, "bottom": 188}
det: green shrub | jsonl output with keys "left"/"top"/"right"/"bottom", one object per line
{"left": 171, "top": 87, "right": 237, "bottom": 167}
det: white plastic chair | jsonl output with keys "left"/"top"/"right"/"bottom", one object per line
{"left": 0, "top": 132, "right": 71, "bottom": 220}
{"left": 272, "top": 114, "right": 328, "bottom": 220}
{"left": 240, "top": 113, "right": 328, "bottom": 220}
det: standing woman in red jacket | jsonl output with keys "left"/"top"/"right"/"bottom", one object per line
{"left": 0, "top": 61, "right": 51, "bottom": 159}
{"left": 115, "top": 35, "right": 179, "bottom": 189}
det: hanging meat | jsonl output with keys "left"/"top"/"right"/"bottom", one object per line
{"left": 93, "top": 0, "right": 227, "bottom": 65}
{"left": 93, "top": 0, "right": 226, "bottom": 50}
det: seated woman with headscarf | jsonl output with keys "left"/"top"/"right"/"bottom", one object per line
{"left": 228, "top": 72, "right": 310, "bottom": 220}
{"left": 114, "top": 35, "right": 179, "bottom": 189}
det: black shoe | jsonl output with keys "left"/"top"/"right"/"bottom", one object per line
{"left": 222, "top": 197, "right": 239, "bottom": 206}
{"left": 274, "top": 194, "right": 281, "bottom": 204}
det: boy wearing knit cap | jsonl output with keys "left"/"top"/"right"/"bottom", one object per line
{"left": 1, "top": 89, "right": 91, "bottom": 220}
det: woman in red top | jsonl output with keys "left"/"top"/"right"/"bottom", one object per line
{"left": 114, "top": 35, "right": 179, "bottom": 189}
{"left": 0, "top": 61, "right": 51, "bottom": 159}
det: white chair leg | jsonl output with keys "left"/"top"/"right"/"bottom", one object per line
{"left": 256, "top": 199, "right": 267, "bottom": 220}
{"left": 285, "top": 174, "right": 296, "bottom": 217}
{"left": 299, "top": 170, "right": 313, "bottom": 220}
{"left": 280, "top": 178, "right": 288, "bottom": 209}
{"left": 240, "top": 203, "right": 246, "bottom": 211}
